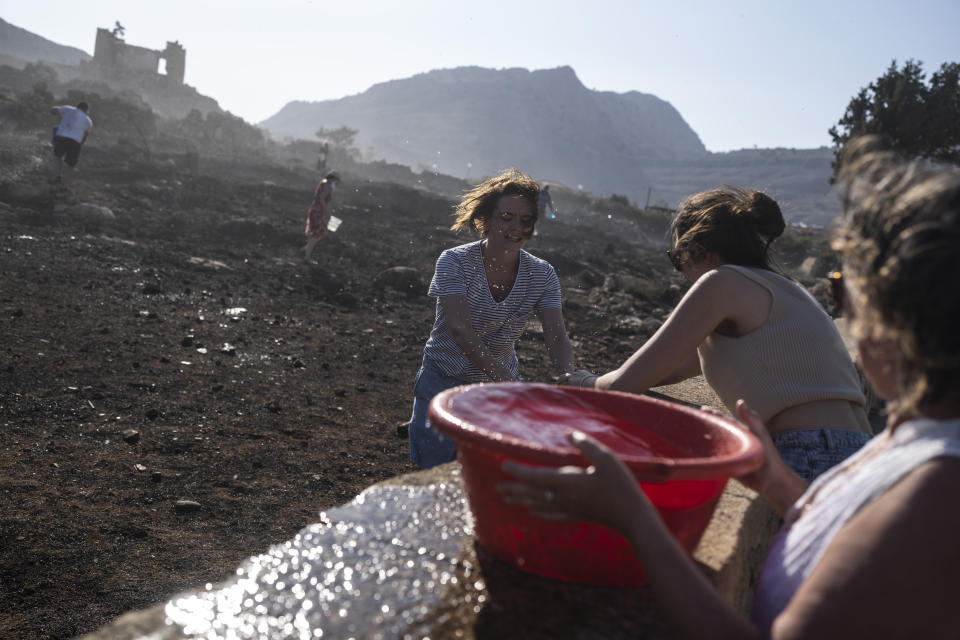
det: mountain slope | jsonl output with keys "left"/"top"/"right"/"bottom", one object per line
{"left": 262, "top": 66, "right": 707, "bottom": 198}
{"left": 0, "top": 17, "right": 91, "bottom": 66}
{"left": 261, "top": 66, "right": 840, "bottom": 225}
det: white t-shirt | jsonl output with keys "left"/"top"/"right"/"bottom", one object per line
{"left": 55, "top": 106, "right": 93, "bottom": 143}
{"left": 422, "top": 241, "right": 562, "bottom": 382}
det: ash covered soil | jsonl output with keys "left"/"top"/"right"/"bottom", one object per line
{"left": 0, "top": 136, "right": 825, "bottom": 638}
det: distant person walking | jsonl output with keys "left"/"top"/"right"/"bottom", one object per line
{"left": 538, "top": 184, "right": 557, "bottom": 220}
{"left": 317, "top": 142, "right": 329, "bottom": 172}
{"left": 50, "top": 101, "right": 92, "bottom": 183}
{"left": 300, "top": 171, "right": 341, "bottom": 263}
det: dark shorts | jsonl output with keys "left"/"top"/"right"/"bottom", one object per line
{"left": 53, "top": 136, "right": 83, "bottom": 167}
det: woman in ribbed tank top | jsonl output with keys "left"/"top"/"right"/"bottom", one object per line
{"left": 501, "top": 138, "right": 960, "bottom": 638}
{"left": 562, "top": 184, "right": 873, "bottom": 481}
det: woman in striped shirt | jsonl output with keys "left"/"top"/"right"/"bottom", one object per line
{"left": 407, "top": 169, "right": 576, "bottom": 469}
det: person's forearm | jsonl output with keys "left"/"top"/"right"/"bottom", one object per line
{"left": 759, "top": 467, "right": 808, "bottom": 519}
{"left": 622, "top": 506, "right": 765, "bottom": 640}
{"left": 544, "top": 335, "right": 575, "bottom": 376}
{"left": 595, "top": 367, "right": 649, "bottom": 393}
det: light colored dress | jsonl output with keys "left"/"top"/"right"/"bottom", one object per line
{"left": 304, "top": 179, "right": 334, "bottom": 238}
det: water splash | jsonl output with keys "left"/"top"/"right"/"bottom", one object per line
{"left": 165, "top": 482, "right": 481, "bottom": 639}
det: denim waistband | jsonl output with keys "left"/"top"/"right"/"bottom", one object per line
{"left": 771, "top": 428, "right": 873, "bottom": 451}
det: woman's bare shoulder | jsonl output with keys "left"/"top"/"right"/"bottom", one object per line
{"left": 777, "top": 456, "right": 960, "bottom": 638}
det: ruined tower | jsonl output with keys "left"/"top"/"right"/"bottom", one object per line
{"left": 93, "top": 28, "right": 186, "bottom": 84}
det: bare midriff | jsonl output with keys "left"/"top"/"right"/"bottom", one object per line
{"left": 767, "top": 398, "right": 872, "bottom": 435}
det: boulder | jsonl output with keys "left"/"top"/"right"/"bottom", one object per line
{"left": 602, "top": 273, "right": 668, "bottom": 301}
{"left": 67, "top": 203, "right": 116, "bottom": 221}
{"left": 374, "top": 266, "right": 423, "bottom": 297}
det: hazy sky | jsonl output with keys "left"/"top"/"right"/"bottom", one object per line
{"left": 3, "top": 1, "right": 958, "bottom": 152}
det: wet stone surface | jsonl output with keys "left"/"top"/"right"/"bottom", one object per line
{"left": 88, "top": 469, "right": 673, "bottom": 640}
{"left": 166, "top": 481, "right": 481, "bottom": 639}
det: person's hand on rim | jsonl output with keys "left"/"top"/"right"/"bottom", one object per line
{"left": 498, "top": 430, "right": 654, "bottom": 531}
{"left": 556, "top": 369, "right": 600, "bottom": 388}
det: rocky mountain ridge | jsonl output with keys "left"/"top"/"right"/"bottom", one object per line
{"left": 0, "top": 17, "right": 91, "bottom": 67}
{"left": 262, "top": 66, "right": 841, "bottom": 226}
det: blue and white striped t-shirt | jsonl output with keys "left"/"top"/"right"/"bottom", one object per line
{"left": 422, "top": 240, "right": 562, "bottom": 382}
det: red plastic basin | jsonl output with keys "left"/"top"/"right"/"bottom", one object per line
{"left": 428, "top": 382, "right": 764, "bottom": 586}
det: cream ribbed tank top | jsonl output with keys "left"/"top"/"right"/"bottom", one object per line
{"left": 697, "top": 265, "right": 865, "bottom": 422}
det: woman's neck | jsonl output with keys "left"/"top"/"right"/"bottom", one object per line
{"left": 481, "top": 240, "right": 520, "bottom": 272}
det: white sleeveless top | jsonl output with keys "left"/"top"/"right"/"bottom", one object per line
{"left": 752, "top": 417, "right": 960, "bottom": 629}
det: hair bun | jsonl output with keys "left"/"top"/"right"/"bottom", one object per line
{"left": 746, "top": 190, "right": 785, "bottom": 240}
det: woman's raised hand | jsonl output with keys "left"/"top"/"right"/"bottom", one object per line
{"left": 498, "top": 431, "right": 654, "bottom": 532}
{"left": 732, "top": 400, "right": 809, "bottom": 516}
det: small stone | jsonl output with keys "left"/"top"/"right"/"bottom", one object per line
{"left": 145, "top": 408, "right": 159, "bottom": 420}
{"left": 396, "top": 422, "right": 409, "bottom": 439}
{"left": 134, "top": 463, "right": 147, "bottom": 472}
{"left": 123, "top": 429, "right": 141, "bottom": 444}
{"left": 174, "top": 500, "right": 201, "bottom": 514}
{"left": 181, "top": 336, "right": 194, "bottom": 347}
{"left": 151, "top": 471, "right": 162, "bottom": 482}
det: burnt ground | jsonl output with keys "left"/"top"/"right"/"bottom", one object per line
{"left": 0, "top": 135, "right": 827, "bottom": 638}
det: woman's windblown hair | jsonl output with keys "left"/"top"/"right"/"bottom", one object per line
{"left": 834, "top": 135, "right": 960, "bottom": 413}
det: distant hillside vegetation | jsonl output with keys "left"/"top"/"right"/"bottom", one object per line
{"left": 261, "top": 66, "right": 841, "bottom": 226}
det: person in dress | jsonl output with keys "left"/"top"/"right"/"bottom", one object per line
{"left": 562, "top": 186, "right": 872, "bottom": 481}
{"left": 407, "top": 168, "right": 576, "bottom": 468}
{"left": 300, "top": 171, "right": 340, "bottom": 263}
{"left": 500, "top": 137, "right": 960, "bottom": 638}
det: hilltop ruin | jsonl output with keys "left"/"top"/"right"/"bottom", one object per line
{"left": 93, "top": 27, "right": 185, "bottom": 84}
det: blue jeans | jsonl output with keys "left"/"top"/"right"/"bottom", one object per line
{"left": 407, "top": 361, "right": 468, "bottom": 469}
{"left": 772, "top": 429, "right": 872, "bottom": 483}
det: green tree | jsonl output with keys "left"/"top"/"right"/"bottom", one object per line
{"left": 315, "top": 125, "right": 358, "bottom": 149}
{"left": 829, "top": 59, "right": 960, "bottom": 179}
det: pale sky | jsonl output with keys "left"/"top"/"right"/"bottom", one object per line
{"left": 3, "top": 1, "right": 958, "bottom": 152}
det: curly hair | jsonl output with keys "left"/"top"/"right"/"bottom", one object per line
{"left": 451, "top": 168, "right": 540, "bottom": 237}
{"left": 669, "top": 186, "right": 786, "bottom": 270}
{"left": 833, "top": 136, "right": 960, "bottom": 414}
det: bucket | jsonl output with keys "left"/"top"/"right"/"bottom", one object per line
{"left": 327, "top": 215, "right": 342, "bottom": 232}
{"left": 428, "top": 383, "right": 763, "bottom": 586}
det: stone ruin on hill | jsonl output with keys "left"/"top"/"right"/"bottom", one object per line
{"left": 93, "top": 27, "right": 185, "bottom": 84}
